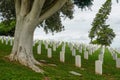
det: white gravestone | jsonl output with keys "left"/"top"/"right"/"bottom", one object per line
{"left": 84, "top": 51, "right": 88, "bottom": 60}
{"left": 101, "top": 46, "right": 105, "bottom": 55}
{"left": 95, "top": 60, "right": 102, "bottom": 75}
{"left": 79, "top": 45, "right": 82, "bottom": 53}
{"left": 45, "top": 43, "right": 48, "bottom": 49}
{"left": 5, "top": 38, "right": 8, "bottom": 45}
{"left": 89, "top": 49, "right": 92, "bottom": 55}
{"left": 62, "top": 44, "right": 66, "bottom": 52}
{"left": 98, "top": 54, "right": 103, "bottom": 63}
{"left": 116, "top": 58, "right": 120, "bottom": 68}
{"left": 47, "top": 48, "right": 52, "bottom": 58}
{"left": 53, "top": 44, "right": 56, "bottom": 51}
{"left": 75, "top": 55, "right": 81, "bottom": 68}
{"left": 113, "top": 53, "right": 117, "bottom": 60}
{"left": 60, "top": 51, "right": 65, "bottom": 62}
{"left": 72, "top": 49, "right": 76, "bottom": 56}
{"left": 70, "top": 45, "right": 73, "bottom": 51}
{"left": 110, "top": 50, "right": 113, "bottom": 56}
{"left": 37, "top": 44, "right": 41, "bottom": 54}
{"left": 10, "top": 38, "right": 13, "bottom": 46}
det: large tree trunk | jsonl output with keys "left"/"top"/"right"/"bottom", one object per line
{"left": 7, "top": 0, "right": 67, "bottom": 73}
{"left": 9, "top": 16, "right": 24, "bottom": 61}
{"left": 8, "top": 16, "right": 43, "bottom": 73}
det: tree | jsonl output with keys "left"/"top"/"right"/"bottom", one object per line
{"left": 0, "top": 0, "right": 93, "bottom": 73}
{"left": 89, "top": 0, "right": 115, "bottom": 51}
{"left": 91, "top": 25, "right": 115, "bottom": 46}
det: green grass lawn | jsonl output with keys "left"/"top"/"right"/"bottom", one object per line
{"left": 0, "top": 41, "right": 120, "bottom": 80}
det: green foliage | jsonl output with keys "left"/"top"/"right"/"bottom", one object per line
{"left": 89, "top": 0, "right": 115, "bottom": 46}
{"left": 41, "top": 12, "right": 64, "bottom": 34}
{"left": 74, "top": 0, "right": 93, "bottom": 9}
{"left": 0, "top": 0, "right": 15, "bottom": 20}
{"left": 0, "top": 20, "right": 15, "bottom": 36}
{"left": 41, "top": 0, "right": 74, "bottom": 34}
{"left": 92, "top": 25, "right": 115, "bottom": 46}
{"left": 0, "top": 0, "right": 15, "bottom": 36}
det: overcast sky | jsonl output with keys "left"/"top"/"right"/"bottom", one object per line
{"left": 34, "top": 0, "right": 120, "bottom": 48}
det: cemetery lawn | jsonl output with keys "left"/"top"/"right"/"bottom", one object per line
{"left": 0, "top": 42, "right": 120, "bottom": 80}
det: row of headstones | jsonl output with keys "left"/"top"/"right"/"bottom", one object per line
{"left": 108, "top": 47, "right": 120, "bottom": 68}
{"left": 68, "top": 42, "right": 100, "bottom": 59}
{"left": 114, "top": 48, "right": 120, "bottom": 54}
{"left": 1, "top": 36, "right": 119, "bottom": 75}
{"left": 0, "top": 36, "right": 104, "bottom": 75}
{"left": 109, "top": 47, "right": 118, "bottom": 60}
{"left": 0, "top": 36, "right": 13, "bottom": 46}
{"left": 37, "top": 42, "right": 99, "bottom": 66}
{"left": 62, "top": 45, "right": 119, "bottom": 75}
{"left": 37, "top": 40, "right": 62, "bottom": 55}
{"left": 37, "top": 40, "right": 103, "bottom": 75}
{"left": 0, "top": 36, "right": 103, "bottom": 75}
{"left": 37, "top": 40, "right": 100, "bottom": 59}
{"left": 33, "top": 39, "right": 100, "bottom": 56}
{"left": 0, "top": 36, "right": 105, "bottom": 75}
{"left": 95, "top": 46, "right": 120, "bottom": 75}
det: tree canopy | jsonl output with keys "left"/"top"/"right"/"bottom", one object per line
{"left": 0, "top": 0, "right": 93, "bottom": 35}
{"left": 89, "top": 0, "right": 116, "bottom": 46}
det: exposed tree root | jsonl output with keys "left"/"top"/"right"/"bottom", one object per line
{"left": 7, "top": 52, "right": 44, "bottom": 73}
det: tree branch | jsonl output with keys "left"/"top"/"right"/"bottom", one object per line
{"left": 38, "top": 0, "right": 67, "bottom": 23}
{"left": 29, "top": 0, "right": 45, "bottom": 19}
{"left": 20, "top": 0, "right": 31, "bottom": 17}
{"left": 14, "top": 0, "right": 21, "bottom": 17}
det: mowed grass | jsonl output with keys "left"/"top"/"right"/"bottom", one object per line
{"left": 0, "top": 41, "right": 120, "bottom": 80}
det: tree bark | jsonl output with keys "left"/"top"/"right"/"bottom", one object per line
{"left": 8, "top": 17, "right": 43, "bottom": 73}
{"left": 9, "top": 16, "right": 24, "bottom": 61}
